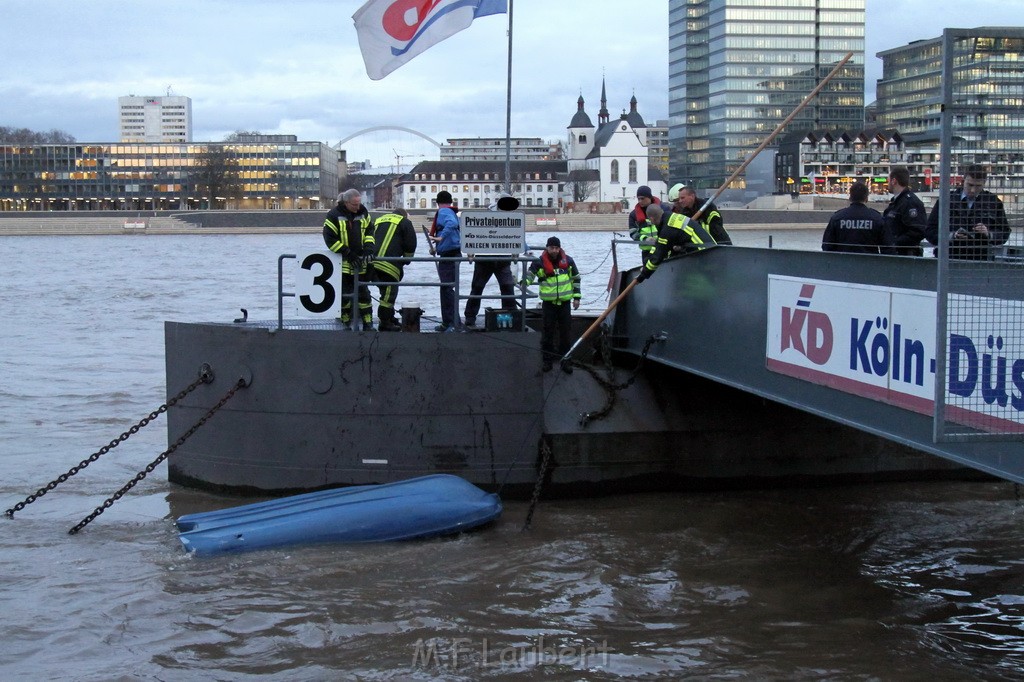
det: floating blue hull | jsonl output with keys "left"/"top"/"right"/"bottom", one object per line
{"left": 176, "top": 474, "right": 502, "bottom": 556}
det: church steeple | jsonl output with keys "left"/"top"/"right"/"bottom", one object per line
{"left": 626, "top": 91, "right": 647, "bottom": 129}
{"left": 568, "top": 92, "right": 593, "bottom": 129}
{"left": 598, "top": 76, "right": 609, "bottom": 126}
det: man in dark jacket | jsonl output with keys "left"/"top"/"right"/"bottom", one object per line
{"left": 881, "top": 166, "right": 926, "bottom": 256}
{"left": 635, "top": 203, "right": 716, "bottom": 282}
{"left": 822, "top": 182, "right": 885, "bottom": 254}
{"left": 925, "top": 165, "right": 1010, "bottom": 260}
{"left": 371, "top": 208, "right": 417, "bottom": 331}
{"left": 675, "top": 185, "right": 732, "bottom": 245}
{"left": 628, "top": 185, "right": 663, "bottom": 263}
{"left": 323, "top": 189, "right": 374, "bottom": 330}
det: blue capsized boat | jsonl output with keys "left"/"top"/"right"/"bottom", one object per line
{"left": 176, "top": 474, "right": 502, "bottom": 556}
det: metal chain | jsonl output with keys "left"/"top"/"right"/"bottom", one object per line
{"left": 522, "top": 438, "right": 553, "bottom": 531}
{"left": 5, "top": 368, "right": 214, "bottom": 519}
{"left": 68, "top": 377, "right": 246, "bottom": 535}
{"left": 578, "top": 331, "right": 662, "bottom": 427}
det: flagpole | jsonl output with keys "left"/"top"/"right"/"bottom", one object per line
{"left": 504, "top": 0, "right": 513, "bottom": 194}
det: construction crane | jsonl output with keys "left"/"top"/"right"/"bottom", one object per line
{"left": 393, "top": 149, "right": 426, "bottom": 174}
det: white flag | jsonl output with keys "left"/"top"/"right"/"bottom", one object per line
{"left": 353, "top": 0, "right": 507, "bottom": 80}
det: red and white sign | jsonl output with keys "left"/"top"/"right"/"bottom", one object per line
{"left": 766, "top": 275, "right": 1024, "bottom": 432}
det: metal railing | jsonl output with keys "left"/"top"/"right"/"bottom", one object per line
{"left": 277, "top": 251, "right": 546, "bottom": 331}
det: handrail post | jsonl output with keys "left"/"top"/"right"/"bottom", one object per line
{"left": 277, "top": 254, "right": 296, "bottom": 330}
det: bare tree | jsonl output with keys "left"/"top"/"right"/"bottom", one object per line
{"left": 222, "top": 130, "right": 263, "bottom": 142}
{"left": 0, "top": 126, "right": 76, "bottom": 144}
{"left": 191, "top": 145, "right": 242, "bottom": 209}
{"left": 567, "top": 169, "right": 599, "bottom": 203}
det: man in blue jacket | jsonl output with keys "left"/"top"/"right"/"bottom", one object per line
{"left": 428, "top": 191, "right": 462, "bottom": 331}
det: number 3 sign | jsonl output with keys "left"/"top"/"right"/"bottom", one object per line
{"left": 295, "top": 251, "right": 341, "bottom": 317}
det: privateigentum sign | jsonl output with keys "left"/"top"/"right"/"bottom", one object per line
{"left": 459, "top": 211, "right": 525, "bottom": 256}
{"left": 766, "top": 274, "right": 1024, "bottom": 433}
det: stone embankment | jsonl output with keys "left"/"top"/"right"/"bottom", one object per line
{"left": 0, "top": 208, "right": 835, "bottom": 236}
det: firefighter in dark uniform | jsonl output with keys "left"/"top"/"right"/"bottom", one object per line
{"left": 323, "top": 189, "right": 374, "bottom": 330}
{"left": 676, "top": 185, "right": 732, "bottom": 245}
{"left": 925, "top": 164, "right": 1010, "bottom": 260}
{"left": 635, "top": 203, "right": 716, "bottom": 282}
{"left": 881, "top": 166, "right": 926, "bottom": 256}
{"left": 371, "top": 208, "right": 418, "bottom": 331}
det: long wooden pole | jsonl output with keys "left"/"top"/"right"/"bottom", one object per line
{"left": 562, "top": 51, "right": 854, "bottom": 362}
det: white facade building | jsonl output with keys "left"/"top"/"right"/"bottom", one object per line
{"left": 566, "top": 82, "right": 667, "bottom": 205}
{"left": 118, "top": 95, "right": 193, "bottom": 143}
{"left": 440, "top": 137, "right": 559, "bottom": 161}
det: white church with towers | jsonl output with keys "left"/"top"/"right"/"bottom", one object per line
{"left": 566, "top": 79, "right": 668, "bottom": 205}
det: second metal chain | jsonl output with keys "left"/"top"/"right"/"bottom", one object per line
{"left": 5, "top": 368, "right": 214, "bottom": 518}
{"left": 68, "top": 376, "right": 246, "bottom": 535}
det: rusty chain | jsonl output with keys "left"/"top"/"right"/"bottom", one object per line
{"left": 5, "top": 367, "right": 215, "bottom": 519}
{"left": 522, "top": 437, "right": 553, "bottom": 531}
{"left": 68, "top": 376, "right": 247, "bottom": 535}
{"left": 577, "top": 330, "right": 663, "bottom": 427}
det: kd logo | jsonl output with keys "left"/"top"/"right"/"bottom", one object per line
{"left": 382, "top": 0, "right": 443, "bottom": 41}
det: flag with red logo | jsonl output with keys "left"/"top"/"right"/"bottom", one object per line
{"left": 353, "top": 0, "right": 507, "bottom": 80}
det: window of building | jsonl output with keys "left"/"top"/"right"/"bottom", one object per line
{"left": 611, "top": 160, "right": 619, "bottom": 183}
{"left": 526, "top": 198, "right": 533, "bottom": 206}
{"left": 629, "top": 160, "right": 637, "bottom": 183}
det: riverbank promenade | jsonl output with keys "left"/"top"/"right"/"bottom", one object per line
{"left": 0, "top": 207, "right": 836, "bottom": 236}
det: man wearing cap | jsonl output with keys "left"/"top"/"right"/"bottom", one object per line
{"left": 628, "top": 185, "right": 662, "bottom": 264}
{"left": 523, "top": 236, "right": 582, "bottom": 373}
{"left": 673, "top": 185, "right": 732, "bottom": 245}
{"left": 428, "top": 190, "right": 462, "bottom": 331}
{"left": 636, "top": 206, "right": 716, "bottom": 283}
{"left": 323, "top": 188, "right": 374, "bottom": 330}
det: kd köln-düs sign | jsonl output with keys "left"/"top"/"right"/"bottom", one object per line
{"left": 459, "top": 211, "right": 526, "bottom": 256}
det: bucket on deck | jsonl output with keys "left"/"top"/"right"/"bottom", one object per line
{"left": 399, "top": 307, "right": 424, "bottom": 333}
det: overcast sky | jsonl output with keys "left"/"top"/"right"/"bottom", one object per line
{"left": 2, "top": 0, "right": 1023, "bottom": 167}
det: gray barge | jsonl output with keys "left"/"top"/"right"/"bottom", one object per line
{"left": 165, "top": 244, "right": 1024, "bottom": 497}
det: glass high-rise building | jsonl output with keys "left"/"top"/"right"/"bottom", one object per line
{"left": 668, "top": 0, "right": 865, "bottom": 195}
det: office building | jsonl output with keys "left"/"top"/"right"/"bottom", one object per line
{"left": 439, "top": 137, "right": 559, "bottom": 162}
{"left": 0, "top": 135, "right": 339, "bottom": 211}
{"left": 668, "top": 0, "right": 865, "bottom": 196}
{"left": 875, "top": 28, "right": 1024, "bottom": 202}
{"left": 119, "top": 95, "right": 193, "bottom": 143}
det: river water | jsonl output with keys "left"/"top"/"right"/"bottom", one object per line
{"left": 2, "top": 230, "right": 1023, "bottom": 680}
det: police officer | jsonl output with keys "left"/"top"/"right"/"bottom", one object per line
{"left": 821, "top": 181, "right": 885, "bottom": 254}
{"left": 881, "top": 166, "right": 926, "bottom": 256}
{"left": 371, "top": 208, "right": 418, "bottom": 331}
{"left": 323, "top": 189, "right": 374, "bottom": 330}
{"left": 925, "top": 165, "right": 1010, "bottom": 260}
{"left": 635, "top": 203, "right": 716, "bottom": 282}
